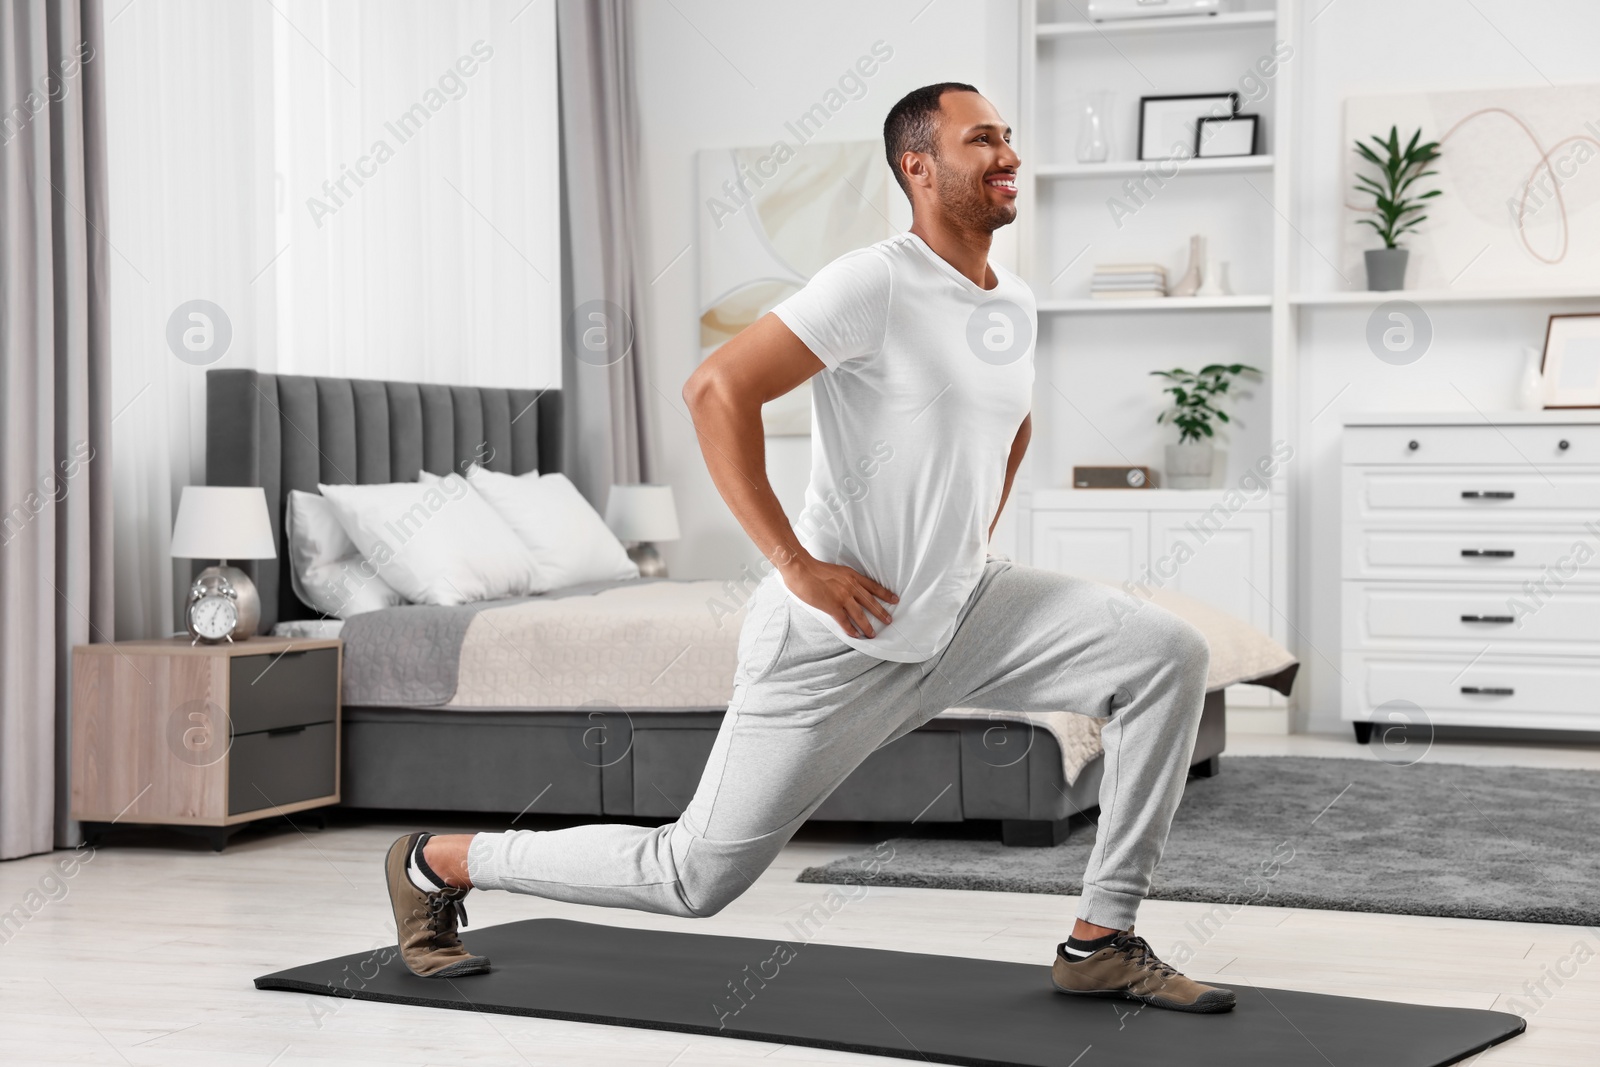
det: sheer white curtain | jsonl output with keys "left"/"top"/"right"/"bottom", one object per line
{"left": 105, "top": 1, "right": 559, "bottom": 638}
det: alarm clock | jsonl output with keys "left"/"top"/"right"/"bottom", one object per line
{"left": 186, "top": 570, "right": 244, "bottom": 644}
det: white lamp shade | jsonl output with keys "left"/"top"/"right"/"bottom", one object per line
{"left": 604, "top": 484, "right": 680, "bottom": 542}
{"left": 170, "top": 486, "right": 277, "bottom": 560}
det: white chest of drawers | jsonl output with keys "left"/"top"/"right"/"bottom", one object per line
{"left": 1341, "top": 412, "right": 1600, "bottom": 741}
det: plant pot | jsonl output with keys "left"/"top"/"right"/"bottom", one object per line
{"left": 1164, "top": 442, "right": 1215, "bottom": 490}
{"left": 1364, "top": 247, "right": 1410, "bottom": 291}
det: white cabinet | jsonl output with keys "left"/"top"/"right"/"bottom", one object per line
{"left": 1341, "top": 413, "right": 1600, "bottom": 738}
{"left": 1029, "top": 491, "right": 1278, "bottom": 707}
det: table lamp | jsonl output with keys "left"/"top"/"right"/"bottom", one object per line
{"left": 604, "top": 484, "right": 680, "bottom": 578}
{"left": 170, "top": 486, "right": 277, "bottom": 640}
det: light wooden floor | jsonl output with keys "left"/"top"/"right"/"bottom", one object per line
{"left": 4, "top": 731, "right": 1597, "bottom": 1066}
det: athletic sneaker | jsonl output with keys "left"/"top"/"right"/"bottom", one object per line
{"left": 384, "top": 833, "right": 491, "bottom": 978}
{"left": 1051, "top": 926, "right": 1235, "bottom": 1013}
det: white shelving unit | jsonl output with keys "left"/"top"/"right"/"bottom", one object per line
{"left": 1291, "top": 288, "right": 1600, "bottom": 306}
{"left": 1035, "top": 155, "right": 1275, "bottom": 179}
{"left": 1036, "top": 10, "right": 1276, "bottom": 38}
{"left": 1019, "top": 0, "right": 1295, "bottom": 720}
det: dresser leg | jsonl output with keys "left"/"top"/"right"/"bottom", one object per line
{"left": 1353, "top": 722, "right": 1374, "bottom": 745}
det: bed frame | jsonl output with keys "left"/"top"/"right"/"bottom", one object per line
{"left": 206, "top": 368, "right": 1230, "bottom": 846}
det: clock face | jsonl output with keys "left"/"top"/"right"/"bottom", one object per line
{"left": 190, "top": 595, "right": 238, "bottom": 641}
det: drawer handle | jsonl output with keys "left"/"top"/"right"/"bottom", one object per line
{"left": 1460, "top": 614, "right": 1515, "bottom": 624}
{"left": 1559, "top": 439, "right": 1570, "bottom": 451}
{"left": 1407, "top": 439, "right": 1420, "bottom": 451}
{"left": 1461, "top": 686, "right": 1514, "bottom": 696}
{"left": 1460, "top": 490, "right": 1515, "bottom": 500}
{"left": 267, "top": 724, "right": 309, "bottom": 737}
{"left": 1460, "top": 549, "right": 1515, "bottom": 558}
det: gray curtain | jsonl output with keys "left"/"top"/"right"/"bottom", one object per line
{"left": 556, "top": 0, "right": 656, "bottom": 502}
{"left": 0, "top": 0, "right": 113, "bottom": 859}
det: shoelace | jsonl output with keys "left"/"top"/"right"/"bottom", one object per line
{"left": 1109, "top": 932, "right": 1179, "bottom": 979}
{"left": 425, "top": 891, "right": 469, "bottom": 944}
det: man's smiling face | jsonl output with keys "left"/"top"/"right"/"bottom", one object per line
{"left": 929, "top": 90, "right": 1020, "bottom": 233}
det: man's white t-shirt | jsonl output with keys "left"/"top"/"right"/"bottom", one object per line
{"left": 770, "top": 231, "right": 1036, "bottom": 663}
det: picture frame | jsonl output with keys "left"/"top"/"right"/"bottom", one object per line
{"left": 1138, "top": 93, "right": 1239, "bottom": 162}
{"left": 1196, "top": 113, "right": 1260, "bottom": 158}
{"left": 1540, "top": 313, "right": 1600, "bottom": 408}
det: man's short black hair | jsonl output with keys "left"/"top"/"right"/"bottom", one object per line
{"left": 883, "top": 82, "right": 980, "bottom": 199}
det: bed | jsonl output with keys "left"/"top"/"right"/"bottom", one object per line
{"left": 206, "top": 369, "right": 1299, "bottom": 846}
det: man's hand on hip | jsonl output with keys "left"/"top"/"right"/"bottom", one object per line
{"left": 780, "top": 556, "right": 898, "bottom": 640}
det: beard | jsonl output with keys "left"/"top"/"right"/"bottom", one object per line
{"left": 932, "top": 158, "right": 1017, "bottom": 233}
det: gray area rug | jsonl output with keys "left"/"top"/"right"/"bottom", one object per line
{"left": 798, "top": 756, "right": 1600, "bottom": 926}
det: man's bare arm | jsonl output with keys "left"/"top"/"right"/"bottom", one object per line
{"left": 683, "top": 312, "right": 898, "bottom": 639}
{"left": 990, "top": 413, "right": 1031, "bottom": 540}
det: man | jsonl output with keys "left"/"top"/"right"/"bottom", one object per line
{"left": 385, "top": 82, "right": 1233, "bottom": 1014}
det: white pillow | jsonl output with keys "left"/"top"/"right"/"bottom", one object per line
{"left": 317, "top": 474, "right": 540, "bottom": 606}
{"left": 285, "top": 490, "right": 405, "bottom": 618}
{"left": 464, "top": 467, "right": 639, "bottom": 590}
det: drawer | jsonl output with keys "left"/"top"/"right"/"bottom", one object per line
{"left": 1342, "top": 582, "right": 1600, "bottom": 652}
{"left": 1343, "top": 424, "right": 1600, "bottom": 465}
{"left": 1343, "top": 652, "right": 1600, "bottom": 729}
{"left": 1342, "top": 466, "right": 1600, "bottom": 523}
{"left": 229, "top": 647, "right": 339, "bottom": 735}
{"left": 1343, "top": 526, "right": 1599, "bottom": 581}
{"left": 228, "top": 721, "right": 336, "bottom": 815}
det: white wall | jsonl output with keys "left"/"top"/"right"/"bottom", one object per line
{"left": 1289, "top": 0, "right": 1600, "bottom": 732}
{"left": 631, "top": 0, "right": 1021, "bottom": 580}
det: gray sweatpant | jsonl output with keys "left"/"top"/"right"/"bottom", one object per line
{"left": 467, "top": 558, "right": 1210, "bottom": 930}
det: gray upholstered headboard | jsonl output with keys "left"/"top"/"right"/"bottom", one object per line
{"left": 205, "top": 369, "right": 562, "bottom": 629}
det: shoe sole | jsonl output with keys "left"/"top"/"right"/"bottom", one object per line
{"left": 1051, "top": 976, "right": 1236, "bottom": 1014}
{"left": 385, "top": 834, "right": 492, "bottom": 979}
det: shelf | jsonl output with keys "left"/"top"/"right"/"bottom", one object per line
{"left": 1036, "top": 155, "right": 1273, "bottom": 179}
{"left": 1037, "top": 11, "right": 1275, "bottom": 38}
{"left": 1291, "top": 288, "right": 1600, "bottom": 306}
{"left": 1031, "top": 487, "right": 1273, "bottom": 511}
{"left": 1040, "top": 295, "right": 1272, "bottom": 313}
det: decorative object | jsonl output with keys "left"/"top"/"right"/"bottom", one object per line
{"left": 697, "top": 141, "right": 892, "bottom": 436}
{"left": 71, "top": 636, "right": 343, "bottom": 851}
{"left": 605, "top": 484, "right": 681, "bottom": 577}
{"left": 1138, "top": 93, "right": 1237, "bottom": 162}
{"left": 1168, "top": 234, "right": 1205, "bottom": 297}
{"left": 1074, "top": 90, "right": 1112, "bottom": 163}
{"left": 1352, "top": 125, "right": 1442, "bottom": 291}
{"left": 170, "top": 485, "right": 277, "bottom": 641}
{"left": 1151, "top": 362, "right": 1262, "bottom": 489}
{"left": 1196, "top": 113, "right": 1259, "bottom": 157}
{"left": 1088, "top": 0, "right": 1219, "bottom": 22}
{"left": 797, "top": 755, "right": 1600, "bottom": 927}
{"left": 1342, "top": 85, "right": 1600, "bottom": 289}
{"left": 1089, "top": 262, "right": 1167, "bottom": 300}
{"left": 1516, "top": 346, "right": 1547, "bottom": 411}
{"left": 1539, "top": 313, "right": 1600, "bottom": 408}
{"left": 1072, "top": 465, "right": 1155, "bottom": 489}
{"left": 1196, "top": 254, "right": 1231, "bottom": 297}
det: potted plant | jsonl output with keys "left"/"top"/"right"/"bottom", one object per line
{"left": 1151, "top": 362, "right": 1262, "bottom": 489}
{"left": 1353, "top": 125, "right": 1442, "bottom": 291}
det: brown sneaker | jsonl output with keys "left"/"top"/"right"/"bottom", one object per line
{"left": 384, "top": 833, "right": 491, "bottom": 978}
{"left": 1051, "top": 926, "right": 1235, "bottom": 1013}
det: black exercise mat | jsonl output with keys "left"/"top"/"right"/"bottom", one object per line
{"left": 256, "top": 918, "right": 1524, "bottom": 1067}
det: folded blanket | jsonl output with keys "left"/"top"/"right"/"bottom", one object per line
{"left": 341, "top": 576, "right": 1296, "bottom": 785}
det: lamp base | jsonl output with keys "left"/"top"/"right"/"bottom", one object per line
{"left": 626, "top": 543, "right": 668, "bottom": 579}
{"left": 198, "top": 563, "right": 262, "bottom": 640}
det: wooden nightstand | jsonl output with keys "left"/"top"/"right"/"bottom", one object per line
{"left": 71, "top": 636, "right": 342, "bottom": 850}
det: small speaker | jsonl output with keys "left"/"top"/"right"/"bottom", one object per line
{"left": 1073, "top": 465, "right": 1155, "bottom": 489}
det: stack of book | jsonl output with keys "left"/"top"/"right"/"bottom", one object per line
{"left": 1090, "top": 263, "right": 1167, "bottom": 300}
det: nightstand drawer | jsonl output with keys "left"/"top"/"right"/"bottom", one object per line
{"left": 229, "top": 648, "right": 339, "bottom": 735}
{"left": 229, "top": 722, "right": 337, "bottom": 815}
{"left": 1343, "top": 424, "right": 1600, "bottom": 465}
